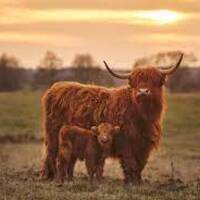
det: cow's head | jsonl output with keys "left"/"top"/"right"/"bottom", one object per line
{"left": 103, "top": 54, "right": 183, "bottom": 119}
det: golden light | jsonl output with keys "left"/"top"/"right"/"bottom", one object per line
{"left": 133, "top": 10, "right": 184, "bottom": 25}
{"left": 0, "top": 8, "right": 186, "bottom": 26}
{"left": 0, "top": 32, "right": 80, "bottom": 46}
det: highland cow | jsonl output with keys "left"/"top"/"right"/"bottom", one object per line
{"left": 56, "top": 123, "right": 120, "bottom": 183}
{"left": 41, "top": 54, "right": 183, "bottom": 184}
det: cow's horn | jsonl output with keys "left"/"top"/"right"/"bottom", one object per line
{"left": 103, "top": 61, "right": 131, "bottom": 79}
{"left": 159, "top": 53, "right": 183, "bottom": 75}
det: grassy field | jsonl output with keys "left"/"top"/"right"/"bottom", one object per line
{"left": 0, "top": 91, "right": 200, "bottom": 199}
{"left": 0, "top": 91, "right": 42, "bottom": 141}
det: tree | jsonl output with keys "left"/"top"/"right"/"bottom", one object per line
{"left": 72, "top": 54, "right": 95, "bottom": 68}
{"left": 33, "top": 51, "right": 63, "bottom": 89}
{"left": 133, "top": 51, "right": 197, "bottom": 68}
{"left": 39, "top": 51, "right": 63, "bottom": 70}
{"left": 0, "top": 53, "right": 26, "bottom": 91}
{"left": 71, "top": 54, "right": 113, "bottom": 86}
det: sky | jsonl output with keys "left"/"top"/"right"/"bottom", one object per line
{"left": 0, "top": 0, "right": 200, "bottom": 69}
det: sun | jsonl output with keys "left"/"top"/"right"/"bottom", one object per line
{"left": 134, "top": 10, "right": 184, "bottom": 25}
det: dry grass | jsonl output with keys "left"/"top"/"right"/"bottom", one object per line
{"left": 0, "top": 143, "right": 199, "bottom": 200}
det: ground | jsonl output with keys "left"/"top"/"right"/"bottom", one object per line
{"left": 0, "top": 91, "right": 200, "bottom": 200}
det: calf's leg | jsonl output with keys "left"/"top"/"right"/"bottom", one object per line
{"left": 85, "top": 156, "right": 97, "bottom": 182}
{"left": 57, "top": 139, "right": 73, "bottom": 183}
{"left": 96, "top": 158, "right": 105, "bottom": 181}
{"left": 67, "top": 156, "right": 77, "bottom": 181}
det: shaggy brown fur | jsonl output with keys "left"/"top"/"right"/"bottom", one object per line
{"left": 56, "top": 123, "right": 120, "bottom": 183}
{"left": 41, "top": 66, "right": 166, "bottom": 184}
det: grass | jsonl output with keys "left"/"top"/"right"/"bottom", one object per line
{"left": 163, "top": 94, "right": 200, "bottom": 157}
{"left": 0, "top": 91, "right": 200, "bottom": 199}
{"left": 164, "top": 93, "right": 200, "bottom": 136}
{"left": 0, "top": 143, "right": 199, "bottom": 200}
{"left": 0, "top": 91, "right": 42, "bottom": 141}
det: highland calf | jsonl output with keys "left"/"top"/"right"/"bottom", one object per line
{"left": 41, "top": 53, "right": 183, "bottom": 184}
{"left": 56, "top": 123, "right": 120, "bottom": 183}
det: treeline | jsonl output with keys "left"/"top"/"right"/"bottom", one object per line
{"left": 0, "top": 51, "right": 200, "bottom": 93}
{"left": 0, "top": 52, "right": 114, "bottom": 91}
{"left": 167, "top": 68, "right": 200, "bottom": 93}
{"left": 0, "top": 54, "right": 28, "bottom": 91}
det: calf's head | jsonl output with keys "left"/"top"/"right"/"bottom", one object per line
{"left": 91, "top": 123, "right": 120, "bottom": 149}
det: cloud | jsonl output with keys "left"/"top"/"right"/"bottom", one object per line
{"left": 0, "top": 31, "right": 81, "bottom": 47}
{"left": 0, "top": 0, "right": 21, "bottom": 10}
{"left": 129, "top": 33, "right": 200, "bottom": 46}
{"left": 3, "top": 0, "right": 200, "bottom": 13}
{"left": 0, "top": 8, "right": 190, "bottom": 26}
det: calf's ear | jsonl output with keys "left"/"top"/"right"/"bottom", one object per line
{"left": 91, "top": 126, "right": 99, "bottom": 136}
{"left": 114, "top": 126, "right": 120, "bottom": 134}
{"left": 91, "top": 126, "right": 97, "bottom": 131}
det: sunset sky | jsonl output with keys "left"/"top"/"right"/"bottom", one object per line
{"left": 0, "top": 0, "right": 199, "bottom": 68}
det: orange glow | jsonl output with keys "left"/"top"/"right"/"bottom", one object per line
{"left": 0, "top": 32, "right": 80, "bottom": 46}
{"left": 0, "top": 8, "right": 186, "bottom": 26}
{"left": 133, "top": 10, "right": 184, "bottom": 25}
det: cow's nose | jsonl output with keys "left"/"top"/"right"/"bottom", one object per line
{"left": 137, "top": 88, "right": 150, "bottom": 96}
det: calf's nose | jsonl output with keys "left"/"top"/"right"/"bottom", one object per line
{"left": 101, "top": 135, "right": 108, "bottom": 143}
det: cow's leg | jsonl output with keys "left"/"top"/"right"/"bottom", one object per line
{"left": 133, "top": 152, "right": 150, "bottom": 184}
{"left": 120, "top": 153, "right": 141, "bottom": 185}
{"left": 41, "top": 121, "right": 60, "bottom": 180}
{"left": 41, "top": 139, "right": 58, "bottom": 180}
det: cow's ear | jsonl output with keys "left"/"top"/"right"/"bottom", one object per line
{"left": 160, "top": 75, "right": 167, "bottom": 86}
{"left": 113, "top": 126, "right": 120, "bottom": 134}
{"left": 91, "top": 126, "right": 99, "bottom": 136}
